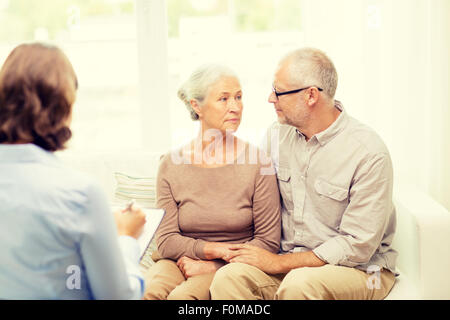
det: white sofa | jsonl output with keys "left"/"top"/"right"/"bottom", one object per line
{"left": 387, "top": 183, "right": 450, "bottom": 299}
{"left": 57, "top": 150, "right": 450, "bottom": 300}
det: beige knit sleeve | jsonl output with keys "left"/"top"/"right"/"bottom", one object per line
{"left": 246, "top": 157, "right": 281, "bottom": 253}
{"left": 154, "top": 156, "right": 207, "bottom": 261}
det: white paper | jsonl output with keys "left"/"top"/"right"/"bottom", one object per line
{"left": 112, "top": 206, "right": 165, "bottom": 259}
{"left": 136, "top": 208, "right": 165, "bottom": 258}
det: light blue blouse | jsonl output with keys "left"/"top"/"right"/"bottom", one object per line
{"left": 0, "top": 144, "right": 144, "bottom": 299}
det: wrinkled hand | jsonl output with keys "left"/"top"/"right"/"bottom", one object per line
{"left": 203, "top": 242, "right": 236, "bottom": 260}
{"left": 224, "top": 244, "right": 282, "bottom": 274}
{"left": 176, "top": 257, "right": 225, "bottom": 279}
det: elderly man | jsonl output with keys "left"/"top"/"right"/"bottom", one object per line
{"left": 210, "top": 48, "right": 398, "bottom": 300}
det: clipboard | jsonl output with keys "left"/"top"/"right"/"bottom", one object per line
{"left": 112, "top": 206, "right": 165, "bottom": 261}
{"left": 136, "top": 208, "right": 165, "bottom": 260}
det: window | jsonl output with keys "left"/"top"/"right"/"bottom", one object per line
{"left": 0, "top": 0, "right": 141, "bottom": 152}
{"left": 0, "top": 0, "right": 304, "bottom": 152}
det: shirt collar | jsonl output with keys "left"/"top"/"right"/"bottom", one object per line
{"left": 296, "top": 100, "right": 348, "bottom": 146}
{"left": 0, "top": 143, "right": 59, "bottom": 164}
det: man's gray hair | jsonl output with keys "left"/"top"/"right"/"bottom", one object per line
{"left": 282, "top": 48, "right": 338, "bottom": 99}
{"left": 178, "top": 64, "right": 239, "bottom": 121}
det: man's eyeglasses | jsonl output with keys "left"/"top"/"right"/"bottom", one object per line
{"left": 272, "top": 85, "right": 323, "bottom": 99}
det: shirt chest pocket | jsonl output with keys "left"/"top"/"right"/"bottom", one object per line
{"left": 314, "top": 178, "right": 349, "bottom": 226}
{"left": 314, "top": 179, "right": 348, "bottom": 201}
{"left": 277, "top": 167, "right": 294, "bottom": 211}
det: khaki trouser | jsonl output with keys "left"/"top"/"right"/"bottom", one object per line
{"left": 210, "top": 263, "right": 396, "bottom": 300}
{"left": 143, "top": 253, "right": 215, "bottom": 300}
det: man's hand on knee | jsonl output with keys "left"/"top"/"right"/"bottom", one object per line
{"left": 224, "top": 245, "right": 327, "bottom": 275}
{"left": 224, "top": 244, "right": 284, "bottom": 274}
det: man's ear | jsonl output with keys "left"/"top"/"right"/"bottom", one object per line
{"left": 190, "top": 99, "right": 201, "bottom": 118}
{"left": 306, "top": 87, "right": 320, "bottom": 107}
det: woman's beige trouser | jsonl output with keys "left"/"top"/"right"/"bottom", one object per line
{"left": 143, "top": 256, "right": 215, "bottom": 300}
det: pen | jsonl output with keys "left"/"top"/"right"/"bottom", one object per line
{"left": 124, "top": 199, "right": 136, "bottom": 213}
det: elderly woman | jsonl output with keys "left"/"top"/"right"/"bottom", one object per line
{"left": 0, "top": 43, "right": 146, "bottom": 299}
{"left": 143, "top": 65, "right": 281, "bottom": 300}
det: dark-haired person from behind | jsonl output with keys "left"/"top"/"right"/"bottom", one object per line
{"left": 0, "top": 43, "right": 146, "bottom": 299}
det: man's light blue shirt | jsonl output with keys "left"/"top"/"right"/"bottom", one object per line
{"left": 0, "top": 144, "right": 144, "bottom": 299}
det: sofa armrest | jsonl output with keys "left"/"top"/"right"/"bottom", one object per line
{"left": 393, "top": 183, "right": 450, "bottom": 299}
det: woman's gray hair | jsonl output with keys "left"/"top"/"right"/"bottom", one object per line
{"left": 178, "top": 64, "right": 239, "bottom": 121}
{"left": 282, "top": 48, "right": 338, "bottom": 99}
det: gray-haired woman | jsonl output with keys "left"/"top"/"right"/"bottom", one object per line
{"left": 142, "top": 64, "right": 282, "bottom": 300}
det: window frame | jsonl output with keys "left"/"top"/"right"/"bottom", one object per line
{"left": 136, "top": 0, "right": 171, "bottom": 152}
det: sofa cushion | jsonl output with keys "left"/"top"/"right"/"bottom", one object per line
{"left": 113, "top": 172, "right": 156, "bottom": 208}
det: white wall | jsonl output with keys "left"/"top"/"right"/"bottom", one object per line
{"left": 428, "top": 0, "right": 450, "bottom": 212}
{"left": 301, "top": 0, "right": 450, "bottom": 210}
